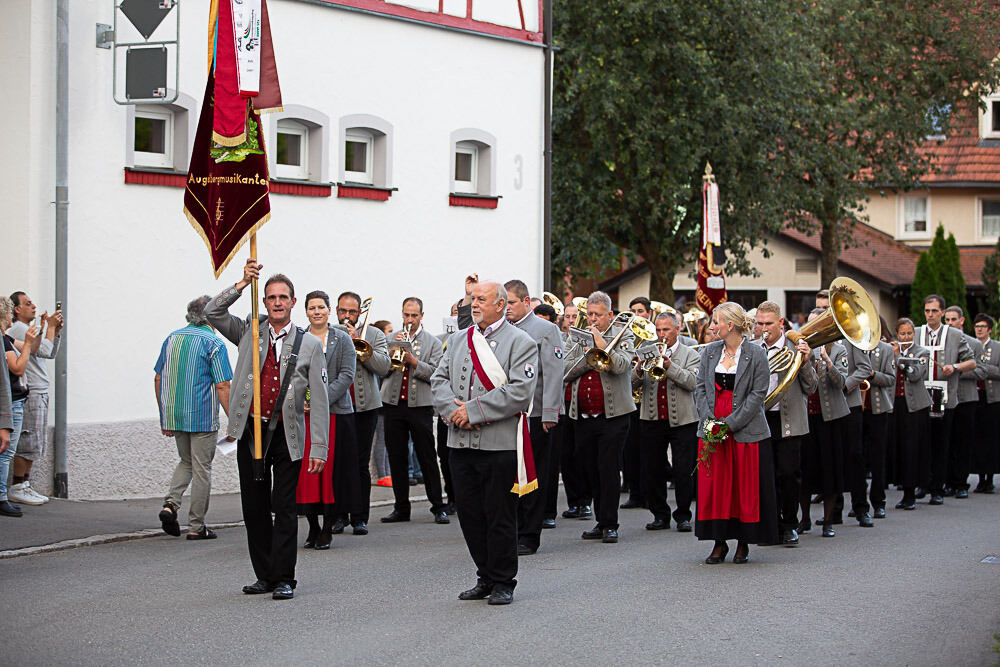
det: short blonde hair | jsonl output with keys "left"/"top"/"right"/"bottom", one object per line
{"left": 756, "top": 301, "right": 782, "bottom": 317}
{"left": 713, "top": 302, "right": 753, "bottom": 334}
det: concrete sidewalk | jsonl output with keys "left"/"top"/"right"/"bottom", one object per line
{"left": 0, "top": 482, "right": 413, "bottom": 556}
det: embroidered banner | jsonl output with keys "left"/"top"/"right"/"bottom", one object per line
{"left": 696, "top": 164, "right": 728, "bottom": 314}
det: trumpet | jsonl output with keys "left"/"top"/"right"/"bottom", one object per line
{"left": 642, "top": 343, "right": 671, "bottom": 381}
{"left": 542, "top": 292, "right": 564, "bottom": 317}
{"left": 389, "top": 323, "right": 413, "bottom": 372}
{"left": 351, "top": 297, "right": 374, "bottom": 362}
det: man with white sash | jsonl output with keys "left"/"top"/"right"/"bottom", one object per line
{"left": 431, "top": 281, "right": 538, "bottom": 606}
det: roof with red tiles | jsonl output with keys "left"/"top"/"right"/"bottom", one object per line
{"left": 920, "top": 99, "right": 1000, "bottom": 185}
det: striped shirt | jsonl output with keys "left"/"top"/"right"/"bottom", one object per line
{"left": 154, "top": 324, "right": 233, "bottom": 432}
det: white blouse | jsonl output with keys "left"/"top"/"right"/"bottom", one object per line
{"left": 714, "top": 342, "right": 742, "bottom": 374}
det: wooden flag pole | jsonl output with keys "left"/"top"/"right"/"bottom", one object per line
{"left": 249, "top": 233, "right": 265, "bottom": 481}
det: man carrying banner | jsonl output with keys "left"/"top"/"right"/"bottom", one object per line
{"left": 205, "top": 259, "right": 329, "bottom": 600}
{"left": 431, "top": 280, "right": 538, "bottom": 606}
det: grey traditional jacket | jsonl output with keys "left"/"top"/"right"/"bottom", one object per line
{"left": 761, "top": 336, "right": 818, "bottom": 438}
{"left": 0, "top": 336, "right": 12, "bottom": 432}
{"left": 316, "top": 325, "right": 356, "bottom": 415}
{"left": 957, "top": 334, "right": 987, "bottom": 404}
{"left": 811, "top": 343, "right": 851, "bottom": 421}
{"left": 916, "top": 324, "right": 974, "bottom": 409}
{"left": 513, "top": 311, "right": 564, "bottom": 423}
{"left": 896, "top": 343, "right": 931, "bottom": 412}
{"left": 431, "top": 321, "right": 538, "bottom": 451}
{"left": 867, "top": 341, "right": 896, "bottom": 415}
{"left": 205, "top": 286, "right": 329, "bottom": 462}
{"left": 981, "top": 339, "right": 1000, "bottom": 403}
{"left": 632, "top": 342, "right": 700, "bottom": 426}
{"left": 564, "top": 323, "right": 636, "bottom": 419}
{"left": 844, "top": 345, "right": 873, "bottom": 409}
{"left": 694, "top": 341, "right": 771, "bottom": 443}
{"left": 337, "top": 324, "right": 390, "bottom": 412}
{"left": 380, "top": 328, "right": 443, "bottom": 408}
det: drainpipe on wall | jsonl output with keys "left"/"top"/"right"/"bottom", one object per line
{"left": 53, "top": 0, "right": 69, "bottom": 498}
{"left": 542, "top": 0, "right": 553, "bottom": 291}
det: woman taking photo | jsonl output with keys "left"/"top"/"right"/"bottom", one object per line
{"left": 693, "top": 302, "right": 776, "bottom": 564}
{"left": 298, "top": 290, "right": 357, "bottom": 549}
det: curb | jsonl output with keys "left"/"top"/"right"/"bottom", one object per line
{"left": 0, "top": 497, "right": 416, "bottom": 560}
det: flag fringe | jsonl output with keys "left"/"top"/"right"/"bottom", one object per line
{"left": 184, "top": 203, "right": 270, "bottom": 279}
{"left": 510, "top": 479, "right": 539, "bottom": 497}
{"left": 212, "top": 130, "right": 247, "bottom": 147}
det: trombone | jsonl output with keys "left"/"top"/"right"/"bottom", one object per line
{"left": 564, "top": 313, "right": 656, "bottom": 380}
{"left": 389, "top": 323, "right": 413, "bottom": 372}
{"left": 351, "top": 297, "right": 375, "bottom": 362}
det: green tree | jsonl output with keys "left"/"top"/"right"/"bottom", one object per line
{"left": 910, "top": 251, "right": 938, "bottom": 326}
{"left": 942, "top": 230, "right": 969, "bottom": 331}
{"left": 981, "top": 235, "right": 1000, "bottom": 315}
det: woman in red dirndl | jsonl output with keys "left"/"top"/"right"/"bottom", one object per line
{"left": 694, "top": 303, "right": 778, "bottom": 565}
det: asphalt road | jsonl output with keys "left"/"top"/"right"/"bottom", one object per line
{"left": 2, "top": 490, "right": 998, "bottom": 666}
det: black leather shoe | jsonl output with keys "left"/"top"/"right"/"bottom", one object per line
{"left": 314, "top": 530, "right": 332, "bottom": 550}
{"left": 352, "top": 521, "right": 369, "bottom": 536}
{"left": 581, "top": 526, "right": 603, "bottom": 540}
{"left": 645, "top": 518, "right": 669, "bottom": 531}
{"left": 272, "top": 583, "right": 294, "bottom": 600}
{"left": 304, "top": 525, "right": 319, "bottom": 548}
{"left": 915, "top": 487, "right": 927, "bottom": 499}
{"left": 0, "top": 500, "right": 23, "bottom": 517}
{"left": 380, "top": 511, "right": 410, "bottom": 523}
{"left": 602, "top": 528, "right": 618, "bottom": 543}
{"left": 873, "top": 507, "right": 886, "bottom": 519}
{"left": 579, "top": 505, "right": 593, "bottom": 519}
{"left": 677, "top": 520, "right": 692, "bottom": 533}
{"left": 443, "top": 502, "right": 457, "bottom": 515}
{"left": 942, "top": 486, "right": 955, "bottom": 497}
{"left": 242, "top": 580, "right": 275, "bottom": 595}
{"left": 955, "top": 488, "right": 969, "bottom": 499}
{"left": 705, "top": 544, "right": 729, "bottom": 564}
{"left": 158, "top": 504, "right": 180, "bottom": 536}
{"left": 186, "top": 526, "right": 217, "bottom": 540}
{"left": 857, "top": 513, "right": 874, "bottom": 527}
{"left": 561, "top": 506, "right": 581, "bottom": 519}
{"left": 541, "top": 517, "right": 556, "bottom": 529}
{"left": 434, "top": 511, "right": 450, "bottom": 524}
{"left": 782, "top": 529, "right": 799, "bottom": 546}
{"left": 458, "top": 582, "right": 493, "bottom": 600}
{"left": 797, "top": 519, "right": 812, "bottom": 534}
{"left": 330, "top": 518, "right": 347, "bottom": 534}
{"left": 517, "top": 543, "right": 537, "bottom": 556}
{"left": 929, "top": 495, "right": 944, "bottom": 505}
{"left": 822, "top": 524, "right": 836, "bottom": 538}
{"left": 488, "top": 588, "right": 514, "bottom": 605}
{"left": 620, "top": 498, "right": 646, "bottom": 509}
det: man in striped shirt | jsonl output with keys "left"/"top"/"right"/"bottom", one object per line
{"left": 154, "top": 295, "right": 233, "bottom": 539}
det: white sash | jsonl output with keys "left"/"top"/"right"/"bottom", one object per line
{"left": 231, "top": 0, "right": 262, "bottom": 97}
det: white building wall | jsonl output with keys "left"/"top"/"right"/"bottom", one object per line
{"left": 0, "top": 1, "right": 546, "bottom": 498}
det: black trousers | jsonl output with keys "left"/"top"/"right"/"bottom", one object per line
{"left": 436, "top": 416, "right": 454, "bottom": 503}
{"left": 765, "top": 411, "right": 802, "bottom": 531}
{"left": 893, "top": 396, "right": 930, "bottom": 491}
{"left": 543, "top": 418, "right": 563, "bottom": 520}
{"left": 574, "top": 414, "right": 629, "bottom": 529}
{"left": 929, "top": 408, "right": 955, "bottom": 494}
{"left": 639, "top": 420, "right": 696, "bottom": 523}
{"left": 350, "top": 408, "right": 378, "bottom": 524}
{"left": 517, "top": 417, "right": 552, "bottom": 550}
{"left": 948, "top": 401, "right": 977, "bottom": 491}
{"left": 330, "top": 412, "right": 358, "bottom": 522}
{"left": 974, "top": 395, "right": 1000, "bottom": 479}
{"left": 622, "top": 411, "right": 643, "bottom": 501}
{"left": 450, "top": 447, "right": 518, "bottom": 591}
{"left": 559, "top": 411, "right": 591, "bottom": 508}
{"left": 383, "top": 404, "right": 444, "bottom": 515}
{"left": 842, "top": 407, "right": 869, "bottom": 514}
{"left": 863, "top": 411, "right": 889, "bottom": 510}
{"left": 236, "top": 426, "right": 299, "bottom": 587}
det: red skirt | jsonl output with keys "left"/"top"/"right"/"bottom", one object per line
{"left": 695, "top": 388, "right": 778, "bottom": 544}
{"left": 296, "top": 414, "right": 335, "bottom": 507}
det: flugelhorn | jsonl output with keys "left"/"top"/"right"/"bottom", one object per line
{"left": 764, "top": 277, "right": 881, "bottom": 409}
{"left": 542, "top": 292, "right": 564, "bottom": 317}
{"left": 389, "top": 323, "right": 412, "bottom": 372}
{"left": 352, "top": 297, "right": 374, "bottom": 362}
{"left": 642, "top": 343, "right": 671, "bottom": 381}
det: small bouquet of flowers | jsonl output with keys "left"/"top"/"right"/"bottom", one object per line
{"left": 694, "top": 418, "right": 729, "bottom": 473}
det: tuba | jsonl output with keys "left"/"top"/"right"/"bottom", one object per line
{"left": 764, "top": 277, "right": 881, "bottom": 409}
{"left": 542, "top": 292, "right": 565, "bottom": 317}
{"left": 351, "top": 297, "right": 375, "bottom": 362}
{"left": 584, "top": 314, "right": 657, "bottom": 372}
{"left": 389, "top": 323, "right": 412, "bottom": 372}
{"left": 570, "top": 296, "right": 589, "bottom": 330}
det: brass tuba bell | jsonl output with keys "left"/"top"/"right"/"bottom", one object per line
{"left": 542, "top": 292, "right": 564, "bottom": 317}
{"left": 764, "top": 277, "right": 881, "bottom": 409}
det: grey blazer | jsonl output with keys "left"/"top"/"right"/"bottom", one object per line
{"left": 431, "top": 322, "right": 538, "bottom": 451}
{"left": 0, "top": 336, "right": 12, "bottom": 432}
{"left": 205, "top": 286, "right": 330, "bottom": 462}
{"left": 763, "top": 337, "right": 818, "bottom": 438}
{"left": 337, "top": 324, "right": 390, "bottom": 413}
{"left": 381, "top": 328, "right": 443, "bottom": 408}
{"left": 633, "top": 342, "right": 700, "bottom": 426}
{"left": 867, "top": 341, "right": 896, "bottom": 415}
{"left": 514, "top": 311, "right": 564, "bottom": 423}
{"left": 564, "top": 323, "right": 636, "bottom": 419}
{"left": 958, "top": 334, "right": 986, "bottom": 404}
{"left": 916, "top": 324, "right": 974, "bottom": 409}
{"left": 811, "top": 343, "right": 851, "bottom": 421}
{"left": 318, "top": 325, "right": 356, "bottom": 415}
{"left": 896, "top": 343, "right": 931, "bottom": 412}
{"left": 981, "top": 339, "right": 1000, "bottom": 403}
{"left": 844, "top": 345, "right": 873, "bottom": 409}
{"left": 694, "top": 341, "right": 770, "bottom": 443}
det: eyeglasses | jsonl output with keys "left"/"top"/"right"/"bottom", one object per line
{"left": 336, "top": 308, "right": 359, "bottom": 316}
